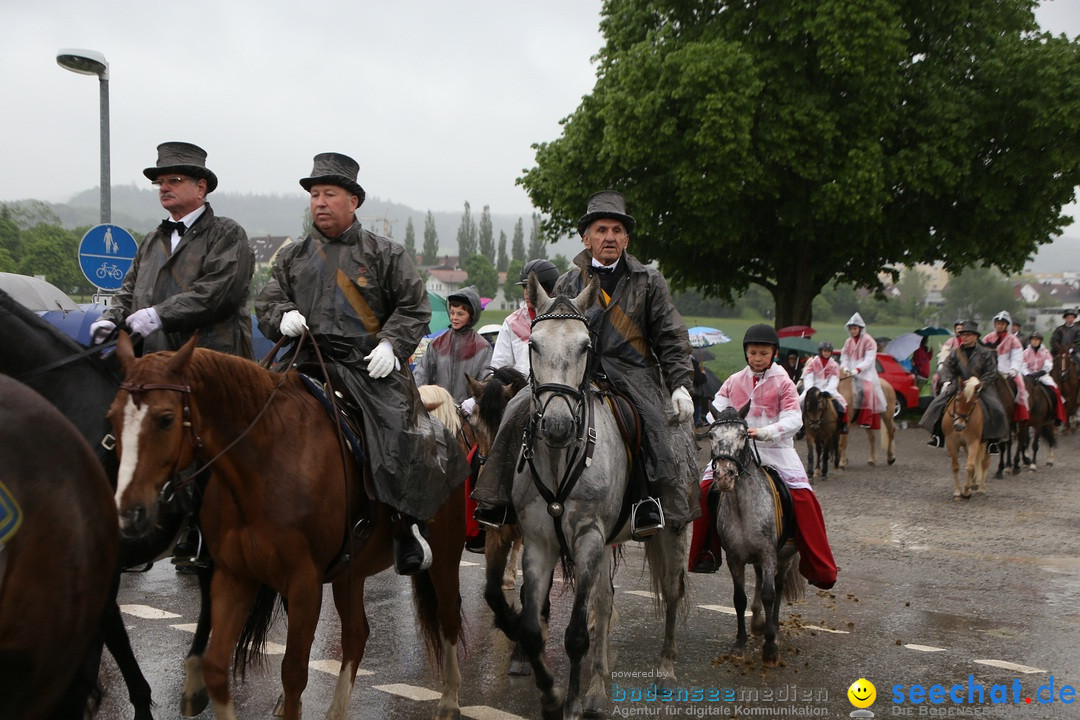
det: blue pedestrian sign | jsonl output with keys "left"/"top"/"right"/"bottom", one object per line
{"left": 79, "top": 224, "right": 138, "bottom": 291}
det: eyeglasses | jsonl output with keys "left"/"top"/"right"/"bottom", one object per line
{"left": 151, "top": 176, "right": 190, "bottom": 187}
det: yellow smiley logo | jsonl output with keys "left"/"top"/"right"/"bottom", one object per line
{"left": 848, "top": 678, "right": 876, "bottom": 709}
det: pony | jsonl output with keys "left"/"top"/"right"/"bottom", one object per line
{"left": 1019, "top": 376, "right": 1056, "bottom": 470}
{"left": 990, "top": 374, "right": 1019, "bottom": 479}
{"left": 801, "top": 387, "right": 840, "bottom": 480}
{"left": 0, "top": 376, "right": 119, "bottom": 719}
{"left": 0, "top": 288, "right": 206, "bottom": 720}
{"left": 108, "top": 333, "right": 465, "bottom": 720}
{"left": 837, "top": 375, "right": 897, "bottom": 467}
{"left": 943, "top": 377, "right": 990, "bottom": 500}
{"left": 481, "top": 276, "right": 688, "bottom": 720}
{"left": 706, "top": 407, "right": 803, "bottom": 667}
{"left": 1050, "top": 348, "right": 1079, "bottom": 432}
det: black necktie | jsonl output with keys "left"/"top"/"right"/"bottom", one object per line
{"left": 590, "top": 265, "right": 614, "bottom": 275}
{"left": 162, "top": 219, "right": 187, "bottom": 237}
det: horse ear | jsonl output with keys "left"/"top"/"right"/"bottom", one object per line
{"left": 574, "top": 274, "right": 599, "bottom": 317}
{"left": 465, "top": 373, "right": 484, "bottom": 399}
{"left": 737, "top": 400, "right": 751, "bottom": 419}
{"left": 529, "top": 271, "right": 553, "bottom": 316}
{"left": 116, "top": 330, "right": 137, "bottom": 376}
{"left": 166, "top": 332, "right": 199, "bottom": 376}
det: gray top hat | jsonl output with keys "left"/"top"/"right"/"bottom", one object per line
{"left": 958, "top": 320, "right": 980, "bottom": 335}
{"left": 299, "top": 152, "right": 366, "bottom": 206}
{"left": 143, "top": 142, "right": 218, "bottom": 193}
{"left": 576, "top": 190, "right": 636, "bottom": 236}
{"left": 1063, "top": 308, "right": 1078, "bottom": 318}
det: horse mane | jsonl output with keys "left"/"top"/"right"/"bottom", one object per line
{"left": 417, "top": 384, "right": 461, "bottom": 436}
{"left": 541, "top": 294, "right": 581, "bottom": 318}
{"left": 962, "top": 376, "right": 980, "bottom": 401}
{"left": 175, "top": 349, "right": 304, "bottom": 427}
{"left": 477, "top": 366, "right": 527, "bottom": 435}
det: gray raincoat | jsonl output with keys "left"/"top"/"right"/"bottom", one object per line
{"left": 105, "top": 203, "right": 254, "bottom": 356}
{"left": 256, "top": 221, "right": 468, "bottom": 520}
{"left": 413, "top": 285, "right": 493, "bottom": 403}
{"left": 919, "top": 341, "right": 1009, "bottom": 440}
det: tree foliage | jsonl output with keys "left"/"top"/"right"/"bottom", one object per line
{"left": 478, "top": 205, "right": 495, "bottom": 264}
{"left": 422, "top": 211, "right": 439, "bottom": 265}
{"left": 511, "top": 218, "right": 526, "bottom": 263}
{"left": 519, "top": 0, "right": 1080, "bottom": 326}
{"left": 527, "top": 213, "right": 547, "bottom": 259}
{"left": 456, "top": 201, "right": 478, "bottom": 262}
{"left": 404, "top": 217, "right": 416, "bottom": 259}
{"left": 505, "top": 258, "right": 524, "bottom": 302}
{"left": 941, "top": 266, "right": 1018, "bottom": 324}
{"left": 462, "top": 253, "right": 499, "bottom": 299}
{"left": 497, "top": 230, "right": 508, "bottom": 272}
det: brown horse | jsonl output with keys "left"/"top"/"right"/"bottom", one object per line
{"left": 1019, "top": 377, "right": 1057, "bottom": 470}
{"left": 0, "top": 376, "right": 119, "bottom": 719}
{"left": 837, "top": 374, "right": 897, "bottom": 467}
{"left": 801, "top": 386, "right": 840, "bottom": 480}
{"left": 108, "top": 334, "right": 465, "bottom": 720}
{"left": 1051, "top": 348, "right": 1079, "bottom": 432}
{"left": 943, "top": 377, "right": 990, "bottom": 500}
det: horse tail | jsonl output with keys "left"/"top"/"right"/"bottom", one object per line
{"left": 782, "top": 556, "right": 805, "bottom": 603}
{"left": 409, "top": 571, "right": 448, "bottom": 665}
{"left": 233, "top": 584, "right": 280, "bottom": 679}
{"left": 644, "top": 528, "right": 689, "bottom": 621}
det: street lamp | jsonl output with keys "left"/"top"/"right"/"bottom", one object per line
{"left": 56, "top": 48, "right": 110, "bottom": 224}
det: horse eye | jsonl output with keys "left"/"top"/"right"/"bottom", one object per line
{"left": 529, "top": 341, "right": 540, "bottom": 356}
{"left": 156, "top": 413, "right": 175, "bottom": 431}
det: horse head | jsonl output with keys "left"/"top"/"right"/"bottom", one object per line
{"left": 708, "top": 407, "right": 752, "bottom": 492}
{"left": 949, "top": 377, "right": 982, "bottom": 432}
{"left": 109, "top": 332, "right": 201, "bottom": 537}
{"left": 528, "top": 275, "right": 598, "bottom": 447}
{"left": 803, "top": 387, "right": 824, "bottom": 432}
{"left": 466, "top": 366, "right": 527, "bottom": 455}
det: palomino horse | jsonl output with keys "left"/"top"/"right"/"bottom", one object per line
{"left": 707, "top": 407, "right": 803, "bottom": 666}
{"left": 837, "top": 374, "right": 896, "bottom": 467}
{"left": 0, "top": 288, "right": 205, "bottom": 720}
{"left": 109, "top": 333, "right": 465, "bottom": 720}
{"left": 484, "top": 276, "right": 688, "bottom": 720}
{"left": 1051, "top": 348, "right": 1079, "bottom": 432}
{"left": 0, "top": 376, "right": 118, "bottom": 719}
{"left": 943, "top": 377, "right": 991, "bottom": 500}
{"left": 1020, "top": 376, "right": 1056, "bottom": 470}
{"left": 801, "top": 387, "right": 840, "bottom": 480}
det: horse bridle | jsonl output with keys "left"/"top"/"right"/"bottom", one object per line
{"left": 526, "top": 309, "right": 593, "bottom": 448}
{"left": 708, "top": 416, "right": 762, "bottom": 480}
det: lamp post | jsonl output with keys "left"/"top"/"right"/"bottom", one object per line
{"left": 56, "top": 48, "right": 110, "bottom": 224}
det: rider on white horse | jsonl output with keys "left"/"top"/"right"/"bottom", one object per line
{"left": 983, "top": 310, "right": 1029, "bottom": 423}
{"left": 1023, "top": 331, "right": 1068, "bottom": 426}
{"left": 798, "top": 340, "right": 848, "bottom": 435}
{"left": 839, "top": 313, "right": 886, "bottom": 429}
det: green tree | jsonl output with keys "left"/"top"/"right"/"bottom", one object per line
{"left": 505, "top": 259, "right": 524, "bottom": 302}
{"left": 7, "top": 200, "right": 61, "bottom": 230}
{"left": 18, "top": 223, "right": 84, "bottom": 294}
{"left": 456, "top": 201, "right": 478, "bottom": 262}
{"left": 511, "top": 218, "right": 526, "bottom": 263}
{"left": 463, "top": 253, "right": 499, "bottom": 299}
{"left": 893, "top": 267, "right": 929, "bottom": 321}
{"left": 404, "top": 217, "right": 416, "bottom": 259}
{"left": 551, "top": 253, "right": 570, "bottom": 274}
{"left": 519, "top": 0, "right": 1080, "bottom": 327}
{"left": 422, "top": 211, "right": 439, "bottom": 265}
{"left": 0, "top": 206, "right": 22, "bottom": 261}
{"left": 527, "top": 213, "right": 546, "bottom": 259}
{"left": 941, "top": 266, "right": 1018, "bottom": 324}
{"left": 478, "top": 205, "right": 495, "bottom": 263}
{"left": 496, "top": 230, "right": 509, "bottom": 273}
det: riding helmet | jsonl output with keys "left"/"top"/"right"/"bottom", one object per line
{"left": 516, "top": 259, "right": 560, "bottom": 295}
{"left": 818, "top": 340, "right": 834, "bottom": 353}
{"left": 1029, "top": 331, "right": 1043, "bottom": 341}
{"left": 743, "top": 324, "right": 780, "bottom": 348}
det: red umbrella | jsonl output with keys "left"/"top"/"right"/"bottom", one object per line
{"left": 777, "top": 325, "right": 816, "bottom": 338}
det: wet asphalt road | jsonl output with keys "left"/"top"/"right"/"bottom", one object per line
{"left": 95, "top": 424, "right": 1080, "bottom": 719}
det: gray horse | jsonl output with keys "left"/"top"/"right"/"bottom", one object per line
{"left": 708, "top": 407, "right": 803, "bottom": 667}
{"left": 484, "top": 275, "right": 689, "bottom": 720}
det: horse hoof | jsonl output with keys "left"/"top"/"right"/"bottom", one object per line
{"left": 508, "top": 660, "right": 532, "bottom": 676}
{"left": 582, "top": 694, "right": 607, "bottom": 717}
{"left": 181, "top": 690, "right": 209, "bottom": 717}
{"left": 867, "top": 460, "right": 875, "bottom": 466}
{"left": 1047, "top": 461, "right": 1054, "bottom": 467}
{"left": 435, "top": 709, "right": 462, "bottom": 720}
{"left": 888, "top": 457, "right": 896, "bottom": 465}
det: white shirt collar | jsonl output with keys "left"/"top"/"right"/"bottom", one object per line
{"left": 169, "top": 204, "right": 207, "bottom": 251}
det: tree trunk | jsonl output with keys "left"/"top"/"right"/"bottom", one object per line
{"left": 771, "top": 273, "right": 822, "bottom": 328}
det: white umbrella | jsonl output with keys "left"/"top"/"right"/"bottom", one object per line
{"left": 0, "top": 272, "right": 78, "bottom": 312}
{"left": 687, "top": 326, "right": 731, "bottom": 348}
{"left": 884, "top": 332, "right": 923, "bottom": 360}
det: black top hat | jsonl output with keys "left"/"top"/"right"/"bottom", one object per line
{"left": 143, "top": 142, "right": 218, "bottom": 193}
{"left": 1063, "top": 308, "right": 1078, "bottom": 318}
{"left": 299, "top": 152, "right": 366, "bottom": 206}
{"left": 576, "top": 190, "right": 636, "bottom": 236}
{"left": 958, "top": 320, "right": 980, "bottom": 335}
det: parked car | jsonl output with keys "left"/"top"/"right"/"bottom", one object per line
{"left": 876, "top": 353, "right": 920, "bottom": 416}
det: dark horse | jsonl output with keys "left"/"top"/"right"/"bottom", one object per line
{"left": 707, "top": 407, "right": 803, "bottom": 667}
{"left": 801, "top": 387, "right": 840, "bottom": 480}
{"left": 1019, "top": 376, "right": 1057, "bottom": 470}
{"left": 1051, "top": 348, "right": 1079, "bottom": 432}
{"left": 0, "top": 289, "right": 211, "bottom": 719}
{"left": 109, "top": 333, "right": 466, "bottom": 720}
{"left": 0, "top": 376, "right": 118, "bottom": 719}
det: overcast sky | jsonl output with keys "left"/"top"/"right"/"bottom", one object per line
{"left": 2, "top": 1, "right": 1078, "bottom": 217}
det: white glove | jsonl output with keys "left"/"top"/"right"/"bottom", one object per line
{"left": 1008, "top": 370, "right": 1017, "bottom": 378}
{"left": 671, "top": 386, "right": 693, "bottom": 423}
{"left": 461, "top": 397, "right": 478, "bottom": 416}
{"left": 126, "top": 308, "right": 162, "bottom": 337}
{"left": 941, "top": 381, "right": 951, "bottom": 394}
{"left": 363, "top": 339, "right": 397, "bottom": 379}
{"left": 279, "top": 310, "right": 307, "bottom": 338}
{"left": 754, "top": 425, "right": 776, "bottom": 442}
{"left": 89, "top": 319, "right": 116, "bottom": 345}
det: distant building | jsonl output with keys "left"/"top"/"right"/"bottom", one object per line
{"left": 249, "top": 235, "right": 293, "bottom": 270}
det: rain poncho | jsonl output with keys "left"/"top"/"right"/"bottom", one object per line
{"left": 105, "top": 203, "right": 255, "bottom": 356}
{"left": 840, "top": 329, "right": 886, "bottom": 413}
{"left": 256, "top": 222, "right": 468, "bottom": 520}
{"left": 413, "top": 285, "right": 492, "bottom": 403}
{"left": 983, "top": 329, "right": 1028, "bottom": 412}
{"left": 490, "top": 303, "right": 532, "bottom": 378}
{"left": 799, "top": 355, "right": 846, "bottom": 411}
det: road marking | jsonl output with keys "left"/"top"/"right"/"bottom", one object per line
{"left": 309, "top": 659, "right": 373, "bottom": 677}
{"left": 373, "top": 683, "right": 442, "bottom": 701}
{"left": 625, "top": 590, "right": 657, "bottom": 599}
{"left": 264, "top": 641, "right": 286, "bottom": 655}
{"left": 462, "top": 706, "right": 529, "bottom": 720}
{"left": 802, "top": 624, "right": 849, "bottom": 635}
{"left": 698, "top": 604, "right": 747, "bottom": 616}
{"left": 699, "top": 605, "right": 848, "bottom": 634}
{"left": 460, "top": 560, "right": 480, "bottom": 567}
{"left": 905, "top": 644, "right": 946, "bottom": 652}
{"left": 121, "top": 604, "right": 181, "bottom": 619}
{"left": 171, "top": 623, "right": 198, "bottom": 632}
{"left": 974, "top": 659, "right": 1046, "bottom": 674}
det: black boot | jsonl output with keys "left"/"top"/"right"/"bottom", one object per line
{"left": 631, "top": 497, "right": 664, "bottom": 540}
{"left": 473, "top": 504, "right": 516, "bottom": 529}
{"left": 172, "top": 522, "right": 207, "bottom": 569}
{"left": 794, "top": 427, "right": 805, "bottom": 440}
{"left": 394, "top": 519, "right": 433, "bottom": 576}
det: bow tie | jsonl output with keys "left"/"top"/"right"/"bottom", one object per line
{"left": 590, "top": 265, "right": 615, "bottom": 275}
{"left": 161, "top": 219, "right": 187, "bottom": 237}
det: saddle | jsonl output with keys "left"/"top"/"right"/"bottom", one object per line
{"left": 761, "top": 466, "right": 796, "bottom": 550}
{"left": 593, "top": 376, "right": 646, "bottom": 524}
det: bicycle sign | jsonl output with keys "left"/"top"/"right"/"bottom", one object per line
{"left": 79, "top": 224, "right": 137, "bottom": 291}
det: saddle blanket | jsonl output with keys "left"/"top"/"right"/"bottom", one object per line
{"left": 0, "top": 479, "right": 22, "bottom": 545}
{"left": 298, "top": 373, "right": 367, "bottom": 470}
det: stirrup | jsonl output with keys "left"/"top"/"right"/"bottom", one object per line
{"left": 171, "top": 526, "right": 205, "bottom": 568}
{"left": 394, "top": 523, "right": 433, "bottom": 576}
{"left": 927, "top": 435, "right": 942, "bottom": 448}
{"left": 631, "top": 497, "right": 664, "bottom": 540}
{"left": 474, "top": 505, "right": 515, "bottom": 529}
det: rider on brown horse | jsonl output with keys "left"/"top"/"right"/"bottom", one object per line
{"left": 1051, "top": 308, "right": 1080, "bottom": 372}
{"left": 799, "top": 340, "right": 848, "bottom": 435}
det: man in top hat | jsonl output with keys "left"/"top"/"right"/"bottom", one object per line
{"left": 472, "top": 190, "right": 698, "bottom": 538}
{"left": 1051, "top": 308, "right": 1080, "bottom": 371}
{"left": 92, "top": 142, "right": 255, "bottom": 356}
{"left": 255, "top": 152, "right": 469, "bottom": 575}
{"left": 919, "top": 320, "right": 1008, "bottom": 451}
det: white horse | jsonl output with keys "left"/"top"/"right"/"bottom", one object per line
{"left": 483, "top": 275, "right": 688, "bottom": 720}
